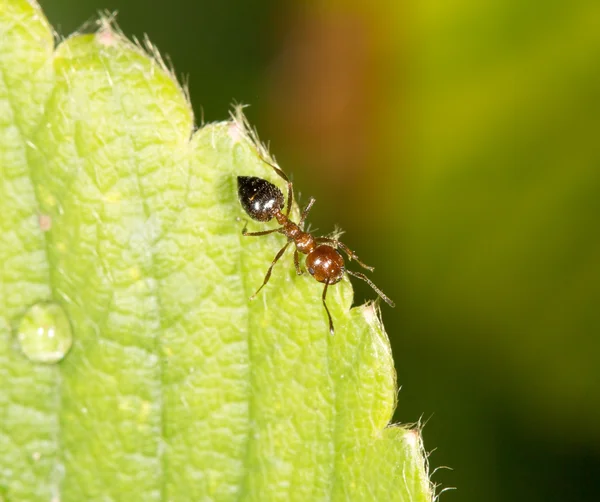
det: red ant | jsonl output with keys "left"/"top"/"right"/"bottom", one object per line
{"left": 238, "top": 158, "right": 394, "bottom": 334}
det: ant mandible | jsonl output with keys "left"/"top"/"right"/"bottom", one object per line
{"left": 237, "top": 158, "right": 394, "bottom": 335}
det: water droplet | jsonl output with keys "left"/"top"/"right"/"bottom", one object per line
{"left": 17, "top": 302, "right": 72, "bottom": 364}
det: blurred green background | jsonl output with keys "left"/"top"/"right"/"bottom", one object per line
{"left": 39, "top": 0, "right": 600, "bottom": 500}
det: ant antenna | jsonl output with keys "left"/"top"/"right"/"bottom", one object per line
{"left": 259, "top": 156, "right": 289, "bottom": 183}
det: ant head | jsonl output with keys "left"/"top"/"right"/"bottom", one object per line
{"left": 238, "top": 176, "right": 285, "bottom": 222}
{"left": 306, "top": 245, "right": 345, "bottom": 285}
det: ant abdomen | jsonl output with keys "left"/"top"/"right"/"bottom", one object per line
{"left": 237, "top": 176, "right": 284, "bottom": 222}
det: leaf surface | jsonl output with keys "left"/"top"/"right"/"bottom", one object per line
{"left": 0, "top": 1, "right": 432, "bottom": 501}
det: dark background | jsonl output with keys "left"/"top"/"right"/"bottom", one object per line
{"left": 40, "top": 1, "right": 600, "bottom": 500}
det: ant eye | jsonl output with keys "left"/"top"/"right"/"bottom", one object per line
{"left": 308, "top": 267, "right": 315, "bottom": 275}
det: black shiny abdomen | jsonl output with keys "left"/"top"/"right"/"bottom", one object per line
{"left": 237, "top": 176, "right": 284, "bottom": 222}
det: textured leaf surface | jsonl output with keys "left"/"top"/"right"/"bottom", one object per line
{"left": 0, "top": 1, "right": 432, "bottom": 500}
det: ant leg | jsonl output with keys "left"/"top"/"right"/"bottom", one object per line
{"left": 346, "top": 270, "right": 395, "bottom": 307}
{"left": 316, "top": 238, "right": 375, "bottom": 272}
{"left": 242, "top": 221, "right": 282, "bottom": 237}
{"left": 293, "top": 249, "right": 303, "bottom": 275}
{"left": 243, "top": 228, "right": 282, "bottom": 237}
{"left": 299, "top": 197, "right": 316, "bottom": 228}
{"left": 250, "top": 241, "right": 291, "bottom": 300}
{"left": 259, "top": 156, "right": 294, "bottom": 217}
{"left": 322, "top": 280, "right": 335, "bottom": 335}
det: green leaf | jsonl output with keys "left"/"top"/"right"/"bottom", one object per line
{"left": 0, "top": 1, "right": 433, "bottom": 500}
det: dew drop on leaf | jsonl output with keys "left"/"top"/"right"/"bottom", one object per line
{"left": 16, "top": 302, "right": 73, "bottom": 364}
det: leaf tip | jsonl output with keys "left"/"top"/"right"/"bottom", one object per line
{"left": 398, "top": 426, "right": 438, "bottom": 502}
{"left": 229, "top": 104, "right": 275, "bottom": 163}
{"left": 402, "top": 427, "right": 422, "bottom": 451}
{"left": 228, "top": 114, "right": 245, "bottom": 144}
{"left": 81, "top": 10, "right": 123, "bottom": 47}
{"left": 96, "top": 24, "right": 119, "bottom": 47}
{"left": 360, "top": 300, "right": 384, "bottom": 332}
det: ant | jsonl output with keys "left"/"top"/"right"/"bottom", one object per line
{"left": 237, "top": 158, "right": 394, "bottom": 335}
